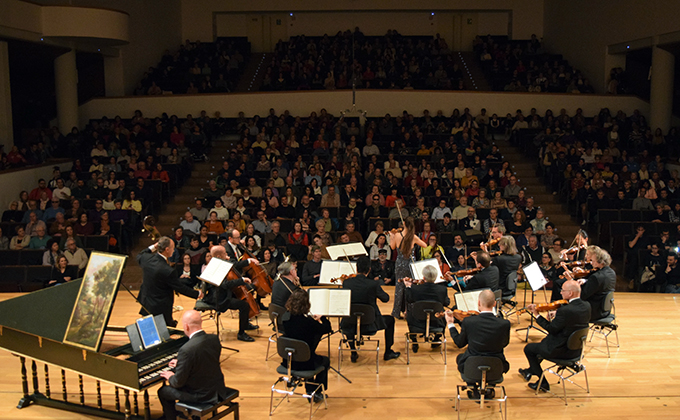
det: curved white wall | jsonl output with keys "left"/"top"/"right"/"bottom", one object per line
{"left": 41, "top": 6, "right": 129, "bottom": 44}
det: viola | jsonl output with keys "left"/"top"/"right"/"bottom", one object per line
{"left": 330, "top": 274, "right": 358, "bottom": 284}
{"left": 518, "top": 299, "right": 568, "bottom": 315}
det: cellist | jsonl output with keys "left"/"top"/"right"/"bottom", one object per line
{"left": 208, "top": 242, "right": 259, "bottom": 342}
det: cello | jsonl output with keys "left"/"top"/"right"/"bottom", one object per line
{"left": 227, "top": 268, "right": 260, "bottom": 319}
{"left": 238, "top": 245, "right": 274, "bottom": 296}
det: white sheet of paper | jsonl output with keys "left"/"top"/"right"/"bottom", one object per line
{"left": 326, "top": 243, "right": 368, "bottom": 260}
{"left": 454, "top": 290, "right": 483, "bottom": 312}
{"left": 197, "top": 258, "right": 234, "bottom": 286}
{"left": 522, "top": 261, "right": 548, "bottom": 291}
{"left": 318, "top": 260, "right": 357, "bottom": 285}
{"left": 309, "top": 289, "right": 352, "bottom": 316}
{"left": 411, "top": 258, "right": 446, "bottom": 283}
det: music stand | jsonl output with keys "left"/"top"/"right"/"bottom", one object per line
{"left": 515, "top": 262, "right": 548, "bottom": 342}
{"left": 410, "top": 258, "right": 448, "bottom": 284}
{"left": 197, "top": 258, "right": 240, "bottom": 353}
{"left": 318, "top": 260, "right": 357, "bottom": 286}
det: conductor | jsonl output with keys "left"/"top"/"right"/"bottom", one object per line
{"left": 137, "top": 237, "right": 202, "bottom": 327}
{"left": 158, "top": 310, "right": 230, "bottom": 420}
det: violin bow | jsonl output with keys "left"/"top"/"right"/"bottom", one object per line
{"left": 440, "top": 251, "right": 469, "bottom": 311}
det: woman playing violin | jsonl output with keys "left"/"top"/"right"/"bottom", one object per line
{"left": 390, "top": 217, "right": 428, "bottom": 319}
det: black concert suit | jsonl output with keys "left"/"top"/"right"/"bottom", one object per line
{"left": 301, "top": 259, "right": 322, "bottom": 286}
{"left": 405, "top": 282, "right": 450, "bottom": 336}
{"left": 449, "top": 312, "right": 511, "bottom": 375}
{"left": 580, "top": 266, "right": 616, "bottom": 322}
{"left": 463, "top": 265, "right": 499, "bottom": 292}
{"left": 341, "top": 274, "right": 396, "bottom": 354}
{"left": 271, "top": 277, "right": 300, "bottom": 308}
{"left": 282, "top": 314, "right": 333, "bottom": 394}
{"left": 137, "top": 248, "right": 199, "bottom": 327}
{"left": 157, "top": 331, "right": 228, "bottom": 420}
{"left": 523, "top": 299, "right": 591, "bottom": 378}
{"left": 213, "top": 259, "right": 253, "bottom": 334}
{"left": 492, "top": 253, "right": 522, "bottom": 294}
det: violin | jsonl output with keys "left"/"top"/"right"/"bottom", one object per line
{"left": 488, "top": 250, "right": 502, "bottom": 257}
{"left": 435, "top": 309, "right": 481, "bottom": 321}
{"left": 483, "top": 237, "right": 502, "bottom": 248}
{"left": 330, "top": 274, "right": 358, "bottom": 284}
{"left": 390, "top": 227, "right": 404, "bottom": 235}
{"left": 559, "top": 267, "right": 597, "bottom": 280}
{"left": 452, "top": 267, "right": 481, "bottom": 276}
{"left": 562, "top": 260, "right": 586, "bottom": 268}
{"left": 397, "top": 277, "right": 426, "bottom": 285}
{"left": 518, "top": 299, "right": 568, "bottom": 315}
{"left": 563, "top": 245, "right": 587, "bottom": 255}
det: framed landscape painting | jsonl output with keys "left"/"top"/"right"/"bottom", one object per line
{"left": 63, "top": 252, "right": 127, "bottom": 351}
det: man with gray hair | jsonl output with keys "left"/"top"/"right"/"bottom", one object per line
{"left": 63, "top": 237, "right": 88, "bottom": 269}
{"left": 404, "top": 265, "right": 450, "bottom": 352}
{"left": 137, "top": 237, "right": 202, "bottom": 327}
{"left": 271, "top": 261, "right": 301, "bottom": 307}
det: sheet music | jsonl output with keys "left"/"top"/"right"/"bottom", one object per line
{"left": 318, "top": 260, "right": 357, "bottom": 285}
{"left": 455, "top": 290, "right": 483, "bottom": 312}
{"left": 309, "top": 289, "right": 352, "bottom": 316}
{"left": 522, "top": 261, "right": 548, "bottom": 291}
{"left": 411, "top": 258, "right": 446, "bottom": 283}
{"left": 326, "top": 243, "right": 368, "bottom": 260}
{"left": 198, "top": 258, "right": 234, "bottom": 286}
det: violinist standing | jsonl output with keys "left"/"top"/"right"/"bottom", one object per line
{"left": 519, "top": 280, "right": 591, "bottom": 392}
{"left": 444, "top": 290, "right": 511, "bottom": 398}
{"left": 390, "top": 217, "right": 428, "bottom": 319}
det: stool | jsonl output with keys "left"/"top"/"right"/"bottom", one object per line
{"left": 176, "top": 388, "right": 239, "bottom": 420}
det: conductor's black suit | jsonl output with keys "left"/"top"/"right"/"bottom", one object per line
{"left": 157, "top": 331, "right": 228, "bottom": 419}
{"left": 137, "top": 248, "right": 199, "bottom": 327}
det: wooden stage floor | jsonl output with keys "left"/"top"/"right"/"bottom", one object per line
{"left": 1, "top": 289, "right": 679, "bottom": 420}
